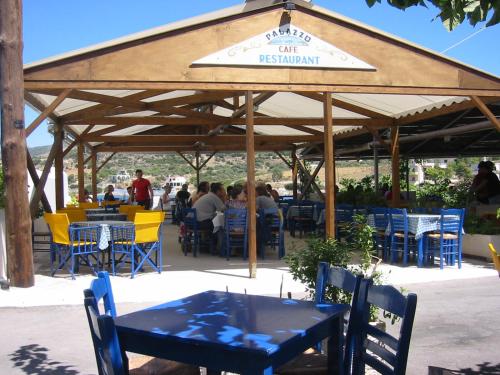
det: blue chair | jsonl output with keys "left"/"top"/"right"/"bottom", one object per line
{"left": 44, "top": 213, "right": 101, "bottom": 280}
{"left": 181, "top": 208, "right": 212, "bottom": 257}
{"left": 276, "top": 262, "right": 363, "bottom": 375}
{"left": 336, "top": 204, "right": 354, "bottom": 240}
{"left": 258, "top": 208, "right": 285, "bottom": 259}
{"left": 352, "top": 279, "right": 417, "bottom": 375}
{"left": 83, "top": 271, "right": 117, "bottom": 317}
{"left": 388, "top": 208, "right": 415, "bottom": 266}
{"left": 425, "top": 208, "right": 465, "bottom": 269}
{"left": 370, "top": 207, "right": 389, "bottom": 259}
{"left": 290, "top": 204, "right": 315, "bottom": 238}
{"left": 224, "top": 208, "right": 248, "bottom": 260}
{"left": 83, "top": 296, "right": 200, "bottom": 375}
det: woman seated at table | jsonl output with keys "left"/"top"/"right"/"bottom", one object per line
{"left": 469, "top": 161, "right": 500, "bottom": 204}
{"left": 189, "top": 181, "right": 209, "bottom": 206}
{"left": 256, "top": 185, "right": 278, "bottom": 210}
{"left": 227, "top": 184, "right": 247, "bottom": 209}
{"left": 103, "top": 185, "right": 116, "bottom": 201}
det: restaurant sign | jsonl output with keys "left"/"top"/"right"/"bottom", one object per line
{"left": 193, "top": 23, "right": 375, "bottom": 70}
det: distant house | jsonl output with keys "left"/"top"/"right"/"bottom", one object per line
{"left": 114, "top": 170, "right": 130, "bottom": 182}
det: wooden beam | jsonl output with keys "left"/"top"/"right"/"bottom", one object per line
{"left": 1, "top": 0, "right": 33, "bottom": 287}
{"left": 296, "top": 158, "right": 325, "bottom": 201}
{"left": 26, "top": 151, "right": 52, "bottom": 213}
{"left": 275, "top": 151, "right": 292, "bottom": 169}
{"left": 471, "top": 96, "right": 500, "bottom": 132}
{"left": 96, "top": 152, "right": 116, "bottom": 173}
{"left": 176, "top": 151, "right": 196, "bottom": 169}
{"left": 64, "top": 116, "right": 224, "bottom": 127}
{"left": 23, "top": 81, "right": 500, "bottom": 97}
{"left": 391, "top": 127, "right": 401, "bottom": 207}
{"left": 95, "top": 144, "right": 292, "bottom": 153}
{"left": 292, "top": 148, "right": 298, "bottom": 200}
{"left": 246, "top": 91, "right": 257, "bottom": 279}
{"left": 324, "top": 92, "right": 336, "bottom": 238}
{"left": 25, "top": 88, "right": 71, "bottom": 136}
{"left": 284, "top": 124, "right": 323, "bottom": 136}
{"left": 297, "top": 91, "right": 392, "bottom": 119}
{"left": 199, "top": 152, "right": 217, "bottom": 169}
{"left": 82, "top": 134, "right": 323, "bottom": 144}
{"left": 84, "top": 154, "right": 92, "bottom": 165}
{"left": 54, "top": 122, "right": 65, "bottom": 209}
{"left": 78, "top": 142, "right": 85, "bottom": 202}
{"left": 299, "top": 159, "right": 324, "bottom": 200}
{"left": 30, "top": 140, "right": 57, "bottom": 218}
{"left": 62, "top": 139, "right": 78, "bottom": 157}
{"left": 195, "top": 152, "right": 200, "bottom": 187}
{"left": 91, "top": 151, "right": 97, "bottom": 201}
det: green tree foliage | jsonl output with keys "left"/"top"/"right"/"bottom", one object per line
{"left": 365, "top": 0, "right": 499, "bottom": 30}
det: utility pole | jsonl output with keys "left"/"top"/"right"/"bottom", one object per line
{"left": 0, "top": 0, "right": 35, "bottom": 287}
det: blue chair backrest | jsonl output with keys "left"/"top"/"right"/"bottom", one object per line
{"left": 354, "top": 279, "right": 417, "bottom": 375}
{"left": 440, "top": 208, "right": 464, "bottom": 234}
{"left": 225, "top": 208, "right": 247, "bottom": 232}
{"left": 260, "top": 207, "right": 282, "bottom": 229}
{"left": 182, "top": 208, "right": 198, "bottom": 231}
{"left": 297, "top": 204, "right": 314, "bottom": 218}
{"left": 83, "top": 271, "right": 117, "bottom": 318}
{"left": 389, "top": 208, "right": 408, "bottom": 233}
{"left": 84, "top": 297, "right": 126, "bottom": 375}
{"left": 370, "top": 207, "right": 388, "bottom": 229}
{"left": 315, "top": 262, "right": 363, "bottom": 374}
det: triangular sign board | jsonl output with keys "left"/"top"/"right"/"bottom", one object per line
{"left": 193, "top": 23, "right": 375, "bottom": 70}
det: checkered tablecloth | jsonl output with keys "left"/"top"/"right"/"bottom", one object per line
{"left": 73, "top": 221, "right": 133, "bottom": 250}
{"left": 367, "top": 214, "right": 460, "bottom": 240}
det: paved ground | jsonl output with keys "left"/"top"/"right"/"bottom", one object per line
{"left": 1, "top": 224, "right": 499, "bottom": 374}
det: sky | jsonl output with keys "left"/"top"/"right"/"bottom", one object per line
{"left": 22, "top": 0, "right": 500, "bottom": 148}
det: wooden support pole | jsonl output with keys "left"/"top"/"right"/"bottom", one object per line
{"left": 275, "top": 151, "right": 292, "bottom": 169}
{"left": 78, "top": 142, "right": 85, "bottom": 202}
{"left": 292, "top": 149, "right": 298, "bottom": 200}
{"left": 195, "top": 151, "right": 200, "bottom": 187}
{"left": 83, "top": 154, "right": 92, "bottom": 166}
{"left": 26, "top": 151, "right": 52, "bottom": 213}
{"left": 296, "top": 159, "right": 325, "bottom": 201}
{"left": 199, "top": 152, "right": 217, "bottom": 170}
{"left": 62, "top": 139, "right": 77, "bottom": 157}
{"left": 299, "top": 159, "right": 324, "bottom": 200}
{"left": 373, "top": 145, "right": 379, "bottom": 193}
{"left": 25, "top": 89, "right": 71, "bottom": 136}
{"left": 246, "top": 91, "right": 257, "bottom": 278}
{"left": 176, "top": 151, "right": 196, "bottom": 170}
{"left": 54, "top": 122, "right": 65, "bottom": 209}
{"left": 391, "top": 126, "right": 401, "bottom": 207}
{"left": 324, "top": 92, "right": 336, "bottom": 238}
{"left": 471, "top": 96, "right": 500, "bottom": 132}
{"left": 0, "top": 0, "right": 34, "bottom": 287}
{"left": 30, "top": 141, "right": 58, "bottom": 218}
{"left": 91, "top": 150, "right": 97, "bottom": 202}
{"left": 96, "top": 153, "right": 116, "bottom": 173}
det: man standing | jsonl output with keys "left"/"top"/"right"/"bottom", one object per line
{"left": 131, "top": 169, "right": 154, "bottom": 209}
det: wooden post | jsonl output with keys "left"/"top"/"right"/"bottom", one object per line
{"left": 391, "top": 126, "right": 401, "bottom": 207}
{"left": 26, "top": 152, "right": 52, "bottom": 213}
{"left": 324, "top": 92, "right": 336, "bottom": 238}
{"left": 373, "top": 144, "right": 379, "bottom": 193}
{"left": 292, "top": 148, "right": 298, "bottom": 200}
{"left": 54, "top": 122, "right": 65, "bottom": 209}
{"left": 0, "top": 0, "right": 34, "bottom": 287}
{"left": 246, "top": 91, "right": 257, "bottom": 278}
{"left": 91, "top": 150, "right": 97, "bottom": 202}
{"left": 78, "top": 142, "right": 85, "bottom": 202}
{"left": 195, "top": 151, "right": 200, "bottom": 187}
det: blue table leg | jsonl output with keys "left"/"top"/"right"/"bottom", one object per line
{"left": 417, "top": 237, "right": 424, "bottom": 268}
{"left": 327, "top": 314, "right": 345, "bottom": 375}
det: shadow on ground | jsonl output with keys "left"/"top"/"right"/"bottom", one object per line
{"left": 429, "top": 362, "right": 500, "bottom": 374}
{"left": 9, "top": 344, "right": 81, "bottom": 375}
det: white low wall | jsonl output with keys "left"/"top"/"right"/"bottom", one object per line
{"left": 462, "top": 234, "right": 500, "bottom": 260}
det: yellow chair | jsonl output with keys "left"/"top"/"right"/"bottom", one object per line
{"left": 44, "top": 213, "right": 101, "bottom": 279}
{"left": 110, "top": 213, "right": 163, "bottom": 278}
{"left": 126, "top": 205, "right": 145, "bottom": 221}
{"left": 79, "top": 202, "right": 99, "bottom": 209}
{"left": 57, "top": 208, "right": 87, "bottom": 223}
{"left": 488, "top": 243, "right": 500, "bottom": 277}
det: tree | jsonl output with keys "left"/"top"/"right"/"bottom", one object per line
{"left": 365, "top": 0, "right": 499, "bottom": 30}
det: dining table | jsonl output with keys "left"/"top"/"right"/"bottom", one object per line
{"left": 115, "top": 290, "right": 349, "bottom": 375}
{"left": 73, "top": 220, "right": 133, "bottom": 250}
{"left": 367, "top": 213, "right": 461, "bottom": 267}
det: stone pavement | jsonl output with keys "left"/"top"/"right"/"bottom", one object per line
{"left": 0, "top": 224, "right": 498, "bottom": 374}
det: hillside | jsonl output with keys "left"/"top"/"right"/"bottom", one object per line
{"left": 29, "top": 146, "right": 388, "bottom": 193}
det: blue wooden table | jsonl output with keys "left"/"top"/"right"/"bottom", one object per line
{"left": 115, "top": 290, "right": 349, "bottom": 375}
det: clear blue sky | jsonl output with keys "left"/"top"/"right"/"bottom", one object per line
{"left": 23, "top": 0, "right": 499, "bottom": 148}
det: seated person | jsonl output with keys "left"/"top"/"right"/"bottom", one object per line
{"left": 256, "top": 185, "right": 278, "bottom": 211}
{"left": 193, "top": 182, "right": 226, "bottom": 236}
{"left": 83, "top": 189, "right": 93, "bottom": 203}
{"left": 103, "top": 185, "right": 116, "bottom": 201}
{"left": 189, "top": 181, "right": 209, "bottom": 206}
{"left": 226, "top": 184, "right": 247, "bottom": 209}
{"left": 125, "top": 186, "right": 133, "bottom": 204}
{"left": 470, "top": 161, "right": 500, "bottom": 204}
{"left": 266, "top": 184, "right": 280, "bottom": 202}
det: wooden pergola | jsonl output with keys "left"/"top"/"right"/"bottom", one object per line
{"left": 7, "top": 0, "right": 500, "bottom": 286}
